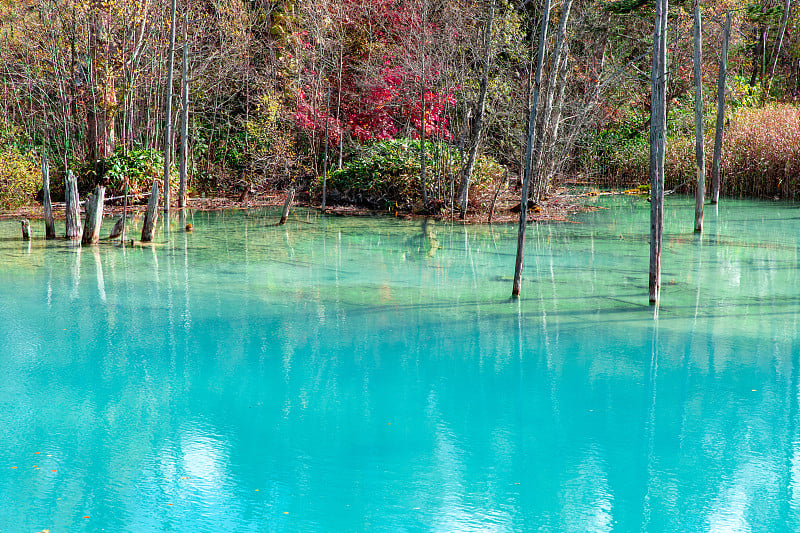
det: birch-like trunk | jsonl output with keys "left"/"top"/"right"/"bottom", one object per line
{"left": 457, "top": 0, "right": 495, "bottom": 218}
{"left": 179, "top": 11, "right": 189, "bottom": 209}
{"left": 693, "top": 0, "right": 705, "bottom": 233}
{"left": 163, "top": 0, "right": 177, "bottom": 213}
{"left": 711, "top": 12, "right": 731, "bottom": 204}
{"left": 512, "top": 0, "right": 551, "bottom": 298}
{"left": 650, "top": 0, "right": 668, "bottom": 304}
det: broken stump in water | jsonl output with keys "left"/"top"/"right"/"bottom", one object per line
{"left": 65, "top": 170, "right": 81, "bottom": 240}
{"left": 81, "top": 185, "right": 106, "bottom": 245}
{"left": 42, "top": 158, "right": 55, "bottom": 239}
{"left": 141, "top": 180, "right": 160, "bottom": 242}
{"left": 20, "top": 219, "right": 30, "bottom": 240}
{"left": 109, "top": 217, "right": 125, "bottom": 239}
{"left": 279, "top": 188, "right": 295, "bottom": 225}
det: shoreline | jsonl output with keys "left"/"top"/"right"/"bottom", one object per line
{"left": 0, "top": 186, "right": 607, "bottom": 226}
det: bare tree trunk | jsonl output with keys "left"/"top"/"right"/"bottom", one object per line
{"left": 711, "top": 12, "right": 731, "bottom": 204}
{"left": 42, "top": 156, "right": 55, "bottom": 239}
{"left": 419, "top": 6, "right": 428, "bottom": 206}
{"left": 650, "top": 0, "right": 669, "bottom": 304}
{"left": 179, "top": 10, "right": 189, "bottom": 209}
{"left": 322, "top": 81, "right": 331, "bottom": 210}
{"left": 693, "top": 0, "right": 705, "bottom": 233}
{"left": 457, "top": 0, "right": 495, "bottom": 218}
{"left": 81, "top": 185, "right": 105, "bottom": 245}
{"left": 531, "top": 0, "right": 573, "bottom": 201}
{"left": 141, "top": 180, "right": 160, "bottom": 242}
{"left": 65, "top": 170, "right": 82, "bottom": 240}
{"left": 512, "top": 0, "right": 551, "bottom": 298}
{"left": 163, "top": 0, "right": 177, "bottom": 214}
{"left": 768, "top": 0, "right": 793, "bottom": 92}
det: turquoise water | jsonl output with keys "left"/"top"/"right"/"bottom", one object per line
{"left": 1, "top": 196, "right": 800, "bottom": 531}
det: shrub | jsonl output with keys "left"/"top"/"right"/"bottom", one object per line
{"left": 313, "top": 138, "right": 502, "bottom": 210}
{"left": 105, "top": 147, "right": 178, "bottom": 200}
{"left": 0, "top": 148, "right": 39, "bottom": 209}
{"left": 0, "top": 121, "right": 39, "bottom": 209}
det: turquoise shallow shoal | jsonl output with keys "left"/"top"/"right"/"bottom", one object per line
{"left": 2, "top": 196, "right": 800, "bottom": 532}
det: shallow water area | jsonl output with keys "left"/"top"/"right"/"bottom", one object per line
{"left": 2, "top": 195, "right": 800, "bottom": 531}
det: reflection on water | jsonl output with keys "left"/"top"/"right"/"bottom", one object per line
{"left": 1, "top": 196, "right": 800, "bottom": 531}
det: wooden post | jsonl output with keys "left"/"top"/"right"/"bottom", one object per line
{"left": 693, "top": 0, "right": 705, "bottom": 233}
{"left": 179, "top": 10, "right": 189, "bottom": 209}
{"left": 42, "top": 156, "right": 55, "bottom": 239}
{"left": 82, "top": 185, "right": 105, "bottom": 245}
{"left": 20, "top": 219, "right": 31, "bottom": 240}
{"left": 512, "top": 0, "right": 550, "bottom": 298}
{"left": 65, "top": 169, "right": 82, "bottom": 240}
{"left": 710, "top": 11, "right": 731, "bottom": 204}
{"left": 163, "top": 0, "right": 177, "bottom": 214}
{"left": 649, "top": 0, "right": 669, "bottom": 304}
{"left": 279, "top": 188, "right": 295, "bottom": 225}
{"left": 141, "top": 180, "right": 160, "bottom": 242}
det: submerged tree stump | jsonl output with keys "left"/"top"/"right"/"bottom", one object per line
{"left": 141, "top": 180, "right": 160, "bottom": 242}
{"left": 109, "top": 216, "right": 125, "bottom": 239}
{"left": 279, "top": 188, "right": 295, "bottom": 225}
{"left": 65, "top": 170, "right": 81, "bottom": 240}
{"left": 20, "top": 219, "right": 31, "bottom": 240}
{"left": 42, "top": 158, "right": 55, "bottom": 239}
{"left": 82, "top": 185, "right": 106, "bottom": 245}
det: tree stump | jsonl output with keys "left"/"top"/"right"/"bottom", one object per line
{"left": 279, "top": 188, "right": 295, "bottom": 225}
{"left": 20, "top": 219, "right": 31, "bottom": 240}
{"left": 42, "top": 158, "right": 55, "bottom": 239}
{"left": 65, "top": 170, "right": 81, "bottom": 240}
{"left": 109, "top": 216, "right": 125, "bottom": 239}
{"left": 141, "top": 180, "right": 160, "bottom": 242}
{"left": 82, "top": 185, "right": 106, "bottom": 245}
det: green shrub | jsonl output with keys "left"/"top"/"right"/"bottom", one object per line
{"left": 105, "top": 147, "right": 178, "bottom": 199}
{"left": 313, "top": 138, "right": 502, "bottom": 210}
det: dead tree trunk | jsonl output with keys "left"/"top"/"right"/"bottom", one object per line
{"left": 693, "top": 0, "right": 705, "bottom": 233}
{"left": 141, "top": 180, "right": 160, "bottom": 242}
{"left": 179, "top": 12, "right": 189, "bottom": 209}
{"left": 419, "top": 6, "right": 428, "bottom": 206}
{"left": 768, "top": 0, "right": 792, "bottom": 91}
{"left": 711, "top": 12, "right": 731, "bottom": 204}
{"left": 279, "top": 188, "right": 295, "bottom": 225}
{"left": 20, "top": 220, "right": 31, "bottom": 240}
{"left": 42, "top": 156, "right": 55, "bottom": 239}
{"left": 163, "top": 0, "right": 177, "bottom": 213}
{"left": 65, "top": 170, "right": 82, "bottom": 240}
{"left": 457, "top": 0, "right": 495, "bottom": 218}
{"left": 512, "top": 0, "right": 551, "bottom": 298}
{"left": 321, "top": 81, "right": 332, "bottom": 210}
{"left": 650, "top": 0, "right": 669, "bottom": 304}
{"left": 82, "top": 185, "right": 105, "bottom": 245}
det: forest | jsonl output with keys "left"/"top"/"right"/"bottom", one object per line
{"left": 0, "top": 0, "right": 799, "bottom": 215}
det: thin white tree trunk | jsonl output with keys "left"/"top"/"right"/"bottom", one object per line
{"left": 650, "top": 0, "right": 668, "bottom": 304}
{"left": 693, "top": 0, "right": 705, "bottom": 232}
{"left": 711, "top": 12, "right": 731, "bottom": 204}
{"left": 163, "top": 0, "right": 177, "bottom": 213}
{"left": 512, "top": 0, "right": 551, "bottom": 298}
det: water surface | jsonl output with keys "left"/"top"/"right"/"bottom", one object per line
{"left": 1, "top": 196, "right": 800, "bottom": 531}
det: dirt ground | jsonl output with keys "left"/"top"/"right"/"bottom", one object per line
{"left": 0, "top": 185, "right": 620, "bottom": 225}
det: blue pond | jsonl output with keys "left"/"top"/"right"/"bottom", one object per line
{"left": 1, "top": 195, "right": 800, "bottom": 531}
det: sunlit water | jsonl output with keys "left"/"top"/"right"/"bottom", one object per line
{"left": 2, "top": 196, "right": 800, "bottom": 531}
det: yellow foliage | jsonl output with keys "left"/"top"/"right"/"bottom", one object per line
{"left": 0, "top": 148, "right": 39, "bottom": 210}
